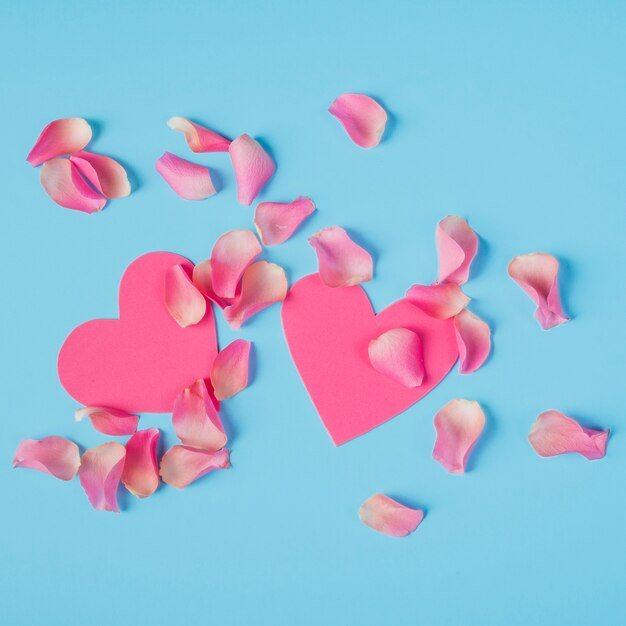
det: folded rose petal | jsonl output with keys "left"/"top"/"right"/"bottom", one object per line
{"left": 328, "top": 94, "right": 387, "bottom": 149}
{"left": 368, "top": 328, "right": 424, "bottom": 387}
{"left": 79, "top": 442, "right": 126, "bottom": 512}
{"left": 454, "top": 309, "right": 491, "bottom": 374}
{"left": 210, "top": 339, "right": 251, "bottom": 401}
{"left": 223, "top": 261, "right": 288, "bottom": 329}
{"left": 210, "top": 230, "right": 262, "bottom": 299}
{"left": 160, "top": 446, "right": 230, "bottom": 488}
{"left": 40, "top": 158, "right": 107, "bottom": 213}
{"left": 155, "top": 152, "right": 215, "bottom": 200}
{"left": 358, "top": 494, "right": 424, "bottom": 537}
{"left": 254, "top": 196, "right": 316, "bottom": 245}
{"left": 69, "top": 151, "right": 130, "bottom": 198}
{"left": 433, "top": 399, "right": 485, "bottom": 473}
{"left": 122, "top": 428, "right": 160, "bottom": 498}
{"left": 165, "top": 264, "right": 207, "bottom": 328}
{"left": 508, "top": 253, "right": 570, "bottom": 330}
{"left": 436, "top": 215, "right": 479, "bottom": 285}
{"left": 309, "top": 226, "right": 373, "bottom": 288}
{"left": 167, "top": 116, "right": 231, "bottom": 152}
{"left": 192, "top": 259, "right": 234, "bottom": 309}
{"left": 528, "top": 410, "right": 609, "bottom": 460}
{"left": 229, "top": 134, "right": 275, "bottom": 205}
{"left": 26, "top": 117, "right": 92, "bottom": 167}
{"left": 13, "top": 436, "right": 80, "bottom": 481}
{"left": 75, "top": 406, "right": 139, "bottom": 436}
{"left": 405, "top": 283, "right": 470, "bottom": 319}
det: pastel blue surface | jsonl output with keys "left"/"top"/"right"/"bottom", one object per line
{"left": 1, "top": 2, "right": 625, "bottom": 625}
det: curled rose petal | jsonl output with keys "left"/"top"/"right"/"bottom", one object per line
{"left": 155, "top": 152, "right": 215, "bottom": 200}
{"left": 436, "top": 215, "right": 479, "bottom": 285}
{"left": 210, "top": 230, "right": 262, "bottom": 299}
{"left": 368, "top": 328, "right": 424, "bottom": 388}
{"left": 13, "top": 436, "right": 80, "bottom": 481}
{"left": 165, "top": 264, "right": 207, "bottom": 328}
{"left": 192, "top": 259, "right": 234, "bottom": 309}
{"left": 40, "top": 158, "right": 106, "bottom": 213}
{"left": 454, "top": 309, "right": 491, "bottom": 374}
{"left": 26, "top": 117, "right": 92, "bottom": 167}
{"left": 358, "top": 494, "right": 424, "bottom": 537}
{"left": 167, "top": 116, "right": 231, "bottom": 152}
{"left": 229, "top": 134, "right": 275, "bottom": 205}
{"left": 210, "top": 339, "right": 251, "bottom": 401}
{"left": 69, "top": 151, "right": 130, "bottom": 198}
{"left": 254, "top": 196, "right": 316, "bottom": 245}
{"left": 328, "top": 94, "right": 387, "bottom": 149}
{"left": 433, "top": 399, "right": 485, "bottom": 473}
{"left": 528, "top": 410, "right": 608, "bottom": 460}
{"left": 122, "top": 428, "right": 160, "bottom": 498}
{"left": 79, "top": 442, "right": 126, "bottom": 512}
{"left": 308, "top": 226, "right": 373, "bottom": 288}
{"left": 508, "top": 253, "right": 570, "bottom": 330}
{"left": 75, "top": 406, "right": 139, "bottom": 436}
{"left": 405, "top": 283, "right": 470, "bottom": 319}
{"left": 160, "top": 446, "right": 230, "bottom": 488}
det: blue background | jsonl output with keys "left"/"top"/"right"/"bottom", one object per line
{"left": 1, "top": 2, "right": 624, "bottom": 625}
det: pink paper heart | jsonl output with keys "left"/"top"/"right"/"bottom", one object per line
{"left": 58, "top": 252, "right": 218, "bottom": 413}
{"left": 282, "top": 274, "right": 458, "bottom": 445}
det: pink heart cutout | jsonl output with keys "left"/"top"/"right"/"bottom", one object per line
{"left": 282, "top": 274, "right": 459, "bottom": 445}
{"left": 58, "top": 252, "right": 218, "bottom": 413}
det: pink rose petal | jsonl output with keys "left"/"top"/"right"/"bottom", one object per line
{"left": 122, "top": 428, "right": 160, "bottom": 498}
{"left": 26, "top": 117, "right": 92, "bottom": 167}
{"left": 436, "top": 215, "right": 479, "bottom": 285}
{"left": 69, "top": 151, "right": 131, "bottom": 198}
{"left": 160, "top": 446, "right": 230, "bottom": 488}
{"left": 210, "top": 339, "right": 251, "bottom": 401}
{"left": 229, "top": 134, "right": 275, "bottom": 205}
{"left": 254, "top": 196, "right": 316, "bottom": 245}
{"left": 167, "top": 116, "right": 231, "bottom": 152}
{"left": 192, "top": 259, "right": 234, "bottom": 309}
{"left": 328, "top": 94, "right": 387, "bottom": 149}
{"left": 405, "top": 283, "right": 470, "bottom": 319}
{"left": 454, "top": 309, "right": 491, "bottom": 374}
{"left": 308, "top": 226, "right": 373, "bottom": 288}
{"left": 155, "top": 152, "right": 216, "bottom": 200}
{"left": 13, "top": 436, "right": 80, "bottom": 481}
{"left": 368, "top": 328, "right": 424, "bottom": 388}
{"left": 165, "top": 264, "right": 207, "bottom": 328}
{"left": 433, "top": 399, "right": 485, "bottom": 473}
{"left": 78, "top": 442, "right": 126, "bottom": 512}
{"left": 528, "top": 410, "right": 609, "bottom": 460}
{"left": 508, "top": 253, "right": 570, "bottom": 330}
{"left": 358, "top": 494, "right": 424, "bottom": 537}
{"left": 75, "top": 406, "right": 139, "bottom": 436}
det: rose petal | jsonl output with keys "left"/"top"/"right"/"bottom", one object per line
{"left": 192, "top": 259, "right": 234, "bottom": 309}
{"left": 328, "top": 94, "right": 387, "bottom": 149}
{"left": 528, "top": 410, "right": 609, "bottom": 460}
{"left": 433, "top": 399, "right": 486, "bottom": 473}
{"left": 75, "top": 406, "right": 139, "bottom": 436}
{"left": 13, "top": 436, "right": 80, "bottom": 481}
{"left": 160, "top": 446, "right": 230, "bottom": 488}
{"left": 254, "top": 196, "right": 316, "bottom": 245}
{"left": 40, "top": 158, "right": 106, "bottom": 213}
{"left": 164, "top": 264, "right": 207, "bottom": 328}
{"left": 122, "top": 428, "right": 160, "bottom": 498}
{"left": 210, "top": 230, "right": 262, "bottom": 299}
{"left": 508, "top": 253, "right": 570, "bottom": 330}
{"left": 223, "top": 261, "right": 288, "bottom": 329}
{"left": 155, "top": 152, "right": 215, "bottom": 200}
{"left": 210, "top": 339, "right": 251, "bottom": 401}
{"left": 405, "top": 283, "right": 470, "bottom": 319}
{"left": 454, "top": 309, "right": 491, "bottom": 374}
{"left": 308, "top": 226, "right": 373, "bottom": 288}
{"left": 436, "top": 215, "right": 479, "bottom": 285}
{"left": 79, "top": 442, "right": 126, "bottom": 512}
{"left": 229, "top": 134, "right": 275, "bottom": 205}
{"left": 69, "top": 151, "right": 130, "bottom": 198}
{"left": 167, "top": 116, "right": 231, "bottom": 152}
{"left": 358, "top": 494, "right": 424, "bottom": 537}
{"left": 26, "top": 117, "right": 92, "bottom": 166}
{"left": 368, "top": 328, "right": 424, "bottom": 388}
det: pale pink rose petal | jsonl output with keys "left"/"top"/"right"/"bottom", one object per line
{"left": 210, "top": 229, "right": 262, "bottom": 299}
{"left": 454, "top": 309, "right": 491, "bottom": 374}
{"left": 167, "top": 116, "right": 231, "bottom": 152}
{"left": 13, "top": 436, "right": 80, "bottom": 481}
{"left": 79, "top": 442, "right": 126, "bottom": 512}
{"left": 368, "top": 328, "right": 424, "bottom": 388}
{"left": 122, "top": 428, "right": 160, "bottom": 498}
{"left": 229, "top": 134, "right": 275, "bottom": 205}
{"left": 40, "top": 158, "right": 107, "bottom": 213}
{"left": 223, "top": 261, "right": 288, "bottom": 329}
{"left": 160, "top": 446, "right": 230, "bottom": 488}
{"left": 328, "top": 94, "right": 387, "bottom": 149}
{"left": 155, "top": 152, "right": 216, "bottom": 201}
{"left": 358, "top": 494, "right": 424, "bottom": 537}
{"left": 192, "top": 259, "right": 235, "bottom": 309}
{"left": 165, "top": 264, "right": 207, "bottom": 328}
{"left": 26, "top": 117, "right": 92, "bottom": 166}
{"left": 309, "top": 226, "right": 373, "bottom": 288}
{"left": 508, "top": 253, "right": 570, "bottom": 330}
{"left": 433, "top": 399, "right": 486, "bottom": 473}
{"left": 405, "top": 283, "right": 470, "bottom": 319}
{"left": 528, "top": 410, "right": 609, "bottom": 460}
{"left": 210, "top": 339, "right": 252, "bottom": 401}
{"left": 254, "top": 196, "right": 316, "bottom": 245}
{"left": 436, "top": 215, "right": 479, "bottom": 285}
{"left": 75, "top": 406, "right": 139, "bottom": 436}
{"left": 69, "top": 151, "right": 130, "bottom": 198}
